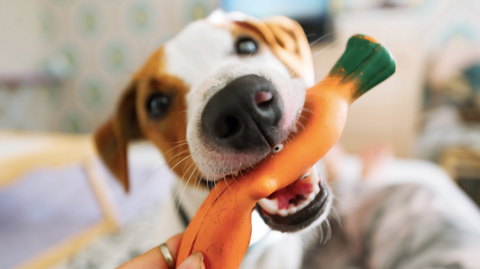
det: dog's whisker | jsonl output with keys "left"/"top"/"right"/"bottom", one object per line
{"left": 298, "top": 114, "right": 309, "bottom": 121}
{"left": 324, "top": 219, "right": 332, "bottom": 243}
{"left": 299, "top": 112, "right": 309, "bottom": 118}
{"left": 319, "top": 222, "right": 326, "bottom": 244}
{"left": 182, "top": 157, "right": 195, "bottom": 174}
{"left": 280, "top": 60, "right": 297, "bottom": 78}
{"left": 317, "top": 223, "right": 324, "bottom": 245}
{"left": 191, "top": 167, "right": 199, "bottom": 189}
{"left": 213, "top": 173, "right": 220, "bottom": 198}
{"left": 194, "top": 169, "right": 203, "bottom": 191}
{"left": 140, "top": 156, "right": 163, "bottom": 190}
{"left": 172, "top": 164, "right": 189, "bottom": 213}
{"left": 327, "top": 180, "right": 340, "bottom": 191}
{"left": 330, "top": 206, "right": 342, "bottom": 227}
{"left": 140, "top": 156, "right": 178, "bottom": 191}
{"left": 222, "top": 173, "right": 231, "bottom": 190}
{"left": 165, "top": 153, "right": 190, "bottom": 167}
{"left": 308, "top": 31, "right": 335, "bottom": 48}
{"left": 222, "top": 174, "right": 230, "bottom": 185}
{"left": 298, "top": 116, "right": 308, "bottom": 123}
{"left": 166, "top": 149, "right": 191, "bottom": 165}
{"left": 140, "top": 153, "right": 189, "bottom": 189}
{"left": 301, "top": 107, "right": 318, "bottom": 117}
{"left": 302, "top": 107, "right": 315, "bottom": 113}
{"left": 296, "top": 120, "right": 306, "bottom": 132}
{"left": 162, "top": 139, "right": 188, "bottom": 145}
{"left": 182, "top": 158, "right": 196, "bottom": 179}
{"left": 321, "top": 221, "right": 328, "bottom": 244}
{"left": 332, "top": 195, "right": 346, "bottom": 208}
{"left": 312, "top": 40, "right": 338, "bottom": 59}
{"left": 163, "top": 143, "right": 189, "bottom": 157}
{"left": 176, "top": 163, "right": 197, "bottom": 214}
{"left": 169, "top": 155, "right": 192, "bottom": 174}
{"left": 144, "top": 156, "right": 164, "bottom": 173}
{"left": 193, "top": 169, "right": 200, "bottom": 189}
{"left": 287, "top": 32, "right": 336, "bottom": 71}
{"left": 306, "top": 92, "right": 331, "bottom": 99}
{"left": 143, "top": 141, "right": 187, "bottom": 180}
{"left": 238, "top": 164, "right": 246, "bottom": 180}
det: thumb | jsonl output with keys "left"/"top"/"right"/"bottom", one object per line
{"left": 178, "top": 252, "right": 205, "bottom": 269}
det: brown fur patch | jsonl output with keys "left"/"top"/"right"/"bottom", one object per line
{"left": 94, "top": 47, "right": 199, "bottom": 190}
{"left": 231, "top": 17, "right": 313, "bottom": 83}
{"left": 134, "top": 48, "right": 199, "bottom": 184}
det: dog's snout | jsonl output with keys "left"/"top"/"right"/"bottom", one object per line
{"left": 201, "top": 74, "right": 283, "bottom": 151}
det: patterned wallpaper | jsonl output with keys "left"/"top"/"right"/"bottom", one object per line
{"left": 0, "top": 0, "right": 216, "bottom": 133}
{"left": 1, "top": 0, "right": 480, "bottom": 133}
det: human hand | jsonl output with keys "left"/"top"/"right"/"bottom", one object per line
{"left": 118, "top": 233, "right": 205, "bottom": 269}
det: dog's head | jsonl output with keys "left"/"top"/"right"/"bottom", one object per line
{"left": 95, "top": 10, "right": 330, "bottom": 232}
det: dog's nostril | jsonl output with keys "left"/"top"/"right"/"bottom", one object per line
{"left": 255, "top": 91, "right": 273, "bottom": 108}
{"left": 201, "top": 74, "right": 283, "bottom": 151}
{"left": 216, "top": 116, "right": 241, "bottom": 138}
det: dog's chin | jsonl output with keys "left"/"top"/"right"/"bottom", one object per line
{"left": 194, "top": 149, "right": 271, "bottom": 181}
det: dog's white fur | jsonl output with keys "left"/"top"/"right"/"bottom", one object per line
{"left": 164, "top": 11, "right": 308, "bottom": 180}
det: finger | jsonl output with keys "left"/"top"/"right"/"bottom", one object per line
{"left": 178, "top": 251, "right": 205, "bottom": 269}
{"left": 118, "top": 233, "right": 183, "bottom": 269}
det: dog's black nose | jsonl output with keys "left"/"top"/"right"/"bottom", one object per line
{"left": 201, "top": 74, "right": 283, "bottom": 151}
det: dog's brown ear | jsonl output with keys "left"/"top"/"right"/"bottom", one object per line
{"left": 94, "top": 83, "right": 143, "bottom": 192}
{"left": 235, "top": 15, "right": 314, "bottom": 85}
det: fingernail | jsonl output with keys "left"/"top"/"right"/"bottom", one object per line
{"left": 178, "top": 252, "right": 204, "bottom": 269}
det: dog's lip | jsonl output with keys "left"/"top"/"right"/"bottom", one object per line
{"left": 256, "top": 181, "right": 329, "bottom": 231}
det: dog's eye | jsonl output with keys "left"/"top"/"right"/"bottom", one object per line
{"left": 146, "top": 92, "right": 171, "bottom": 119}
{"left": 235, "top": 37, "right": 258, "bottom": 55}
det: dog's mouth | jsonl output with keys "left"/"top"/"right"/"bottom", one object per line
{"left": 195, "top": 86, "right": 330, "bottom": 232}
{"left": 255, "top": 168, "right": 330, "bottom": 232}
{"left": 198, "top": 119, "right": 331, "bottom": 232}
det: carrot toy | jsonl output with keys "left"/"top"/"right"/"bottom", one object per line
{"left": 176, "top": 34, "right": 396, "bottom": 269}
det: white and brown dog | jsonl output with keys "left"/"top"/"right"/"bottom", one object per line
{"left": 94, "top": 10, "right": 332, "bottom": 269}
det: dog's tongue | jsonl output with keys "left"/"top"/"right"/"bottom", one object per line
{"left": 268, "top": 180, "right": 313, "bottom": 209}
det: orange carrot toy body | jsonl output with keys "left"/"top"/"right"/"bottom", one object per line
{"left": 176, "top": 34, "right": 396, "bottom": 269}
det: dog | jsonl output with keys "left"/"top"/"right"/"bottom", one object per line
{"left": 94, "top": 10, "right": 332, "bottom": 269}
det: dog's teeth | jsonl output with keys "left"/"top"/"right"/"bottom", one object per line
{"left": 313, "top": 183, "right": 320, "bottom": 195}
{"left": 259, "top": 166, "right": 322, "bottom": 217}
{"left": 291, "top": 125, "right": 298, "bottom": 133}
{"left": 299, "top": 167, "right": 320, "bottom": 185}
{"left": 258, "top": 198, "right": 278, "bottom": 215}
{"left": 299, "top": 172, "right": 310, "bottom": 180}
{"left": 288, "top": 206, "right": 298, "bottom": 214}
{"left": 232, "top": 171, "right": 239, "bottom": 177}
{"left": 278, "top": 209, "right": 288, "bottom": 217}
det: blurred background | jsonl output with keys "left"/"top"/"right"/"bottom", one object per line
{"left": 1, "top": 0, "right": 480, "bottom": 268}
